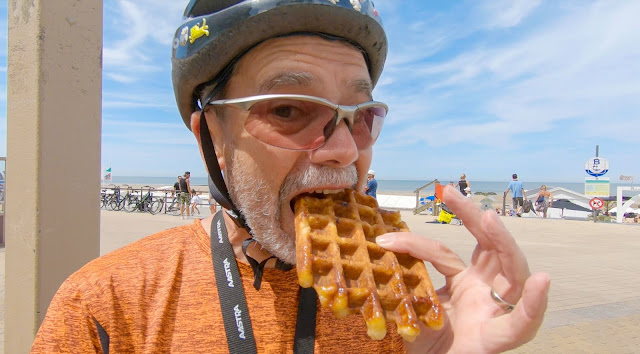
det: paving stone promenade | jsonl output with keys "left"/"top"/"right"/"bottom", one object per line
{"left": 1, "top": 209, "right": 638, "bottom": 353}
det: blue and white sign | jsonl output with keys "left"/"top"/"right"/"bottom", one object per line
{"left": 585, "top": 157, "right": 609, "bottom": 177}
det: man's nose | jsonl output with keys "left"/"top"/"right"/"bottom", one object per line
{"left": 308, "top": 120, "right": 358, "bottom": 168}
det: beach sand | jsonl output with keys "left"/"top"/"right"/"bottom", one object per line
{"left": 1, "top": 201, "right": 638, "bottom": 353}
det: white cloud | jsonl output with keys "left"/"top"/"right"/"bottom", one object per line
{"left": 479, "top": 0, "right": 542, "bottom": 29}
{"left": 102, "top": 90, "right": 177, "bottom": 110}
{"left": 379, "top": 0, "right": 640, "bottom": 148}
{"left": 102, "top": 0, "right": 184, "bottom": 81}
{"left": 103, "top": 119, "right": 183, "bottom": 130}
{"left": 105, "top": 72, "right": 137, "bottom": 83}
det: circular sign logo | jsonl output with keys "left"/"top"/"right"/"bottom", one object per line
{"left": 585, "top": 157, "right": 609, "bottom": 177}
{"left": 589, "top": 197, "right": 604, "bottom": 210}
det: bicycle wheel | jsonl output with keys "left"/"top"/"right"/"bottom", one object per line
{"left": 109, "top": 197, "right": 122, "bottom": 211}
{"left": 105, "top": 195, "right": 117, "bottom": 211}
{"left": 112, "top": 197, "right": 126, "bottom": 211}
{"left": 147, "top": 199, "right": 164, "bottom": 215}
{"left": 124, "top": 196, "right": 138, "bottom": 212}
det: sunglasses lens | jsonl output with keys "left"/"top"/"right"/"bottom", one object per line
{"left": 351, "top": 105, "right": 386, "bottom": 149}
{"left": 242, "top": 97, "right": 386, "bottom": 150}
{"left": 244, "top": 98, "right": 335, "bottom": 150}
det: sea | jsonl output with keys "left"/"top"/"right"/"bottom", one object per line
{"left": 109, "top": 176, "right": 637, "bottom": 196}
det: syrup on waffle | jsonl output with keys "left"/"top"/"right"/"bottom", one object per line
{"left": 294, "top": 189, "right": 444, "bottom": 341}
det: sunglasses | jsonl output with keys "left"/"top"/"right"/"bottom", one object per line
{"left": 204, "top": 94, "right": 387, "bottom": 151}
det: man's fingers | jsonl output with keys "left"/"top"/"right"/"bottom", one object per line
{"left": 376, "top": 232, "right": 466, "bottom": 278}
{"left": 444, "top": 186, "right": 531, "bottom": 300}
{"left": 442, "top": 185, "right": 485, "bottom": 237}
{"left": 484, "top": 272, "right": 551, "bottom": 352}
{"left": 481, "top": 210, "right": 531, "bottom": 300}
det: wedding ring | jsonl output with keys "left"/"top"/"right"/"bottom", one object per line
{"left": 491, "top": 289, "right": 516, "bottom": 312}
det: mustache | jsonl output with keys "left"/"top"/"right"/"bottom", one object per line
{"left": 280, "top": 165, "right": 358, "bottom": 198}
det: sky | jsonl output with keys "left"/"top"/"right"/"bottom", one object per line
{"left": 1, "top": 0, "right": 639, "bottom": 183}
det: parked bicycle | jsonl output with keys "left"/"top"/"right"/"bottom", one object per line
{"left": 108, "top": 185, "right": 132, "bottom": 211}
{"left": 100, "top": 184, "right": 116, "bottom": 209}
{"left": 100, "top": 188, "right": 109, "bottom": 209}
{"left": 164, "top": 191, "right": 182, "bottom": 215}
{"left": 124, "top": 186, "right": 163, "bottom": 215}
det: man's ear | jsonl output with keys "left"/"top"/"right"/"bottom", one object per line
{"left": 190, "top": 110, "right": 226, "bottom": 170}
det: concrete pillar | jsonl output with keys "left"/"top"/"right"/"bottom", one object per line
{"left": 6, "top": 1, "right": 102, "bottom": 352}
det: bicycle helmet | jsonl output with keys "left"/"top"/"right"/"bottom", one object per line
{"left": 171, "top": 1, "right": 388, "bottom": 267}
{"left": 172, "top": 0, "right": 387, "bottom": 128}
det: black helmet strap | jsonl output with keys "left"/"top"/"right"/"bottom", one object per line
{"left": 199, "top": 109, "right": 248, "bottom": 228}
{"left": 242, "top": 238, "right": 294, "bottom": 290}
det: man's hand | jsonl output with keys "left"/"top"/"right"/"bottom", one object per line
{"left": 376, "top": 185, "right": 550, "bottom": 353}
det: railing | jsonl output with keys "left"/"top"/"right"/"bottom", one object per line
{"left": 99, "top": 185, "right": 218, "bottom": 215}
{"left": 413, "top": 179, "right": 439, "bottom": 215}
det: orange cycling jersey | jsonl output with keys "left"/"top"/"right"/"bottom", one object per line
{"left": 32, "top": 220, "right": 406, "bottom": 353}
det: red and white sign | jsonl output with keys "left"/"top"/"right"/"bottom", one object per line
{"left": 589, "top": 197, "right": 604, "bottom": 210}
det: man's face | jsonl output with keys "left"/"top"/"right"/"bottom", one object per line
{"left": 201, "top": 36, "right": 374, "bottom": 263}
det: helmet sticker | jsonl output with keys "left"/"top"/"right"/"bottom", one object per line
{"left": 350, "top": 0, "right": 362, "bottom": 12}
{"left": 326, "top": 0, "right": 338, "bottom": 4}
{"left": 189, "top": 18, "right": 210, "bottom": 44}
{"left": 180, "top": 26, "right": 189, "bottom": 46}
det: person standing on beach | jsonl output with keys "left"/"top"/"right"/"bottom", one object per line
{"left": 455, "top": 173, "right": 470, "bottom": 196}
{"left": 208, "top": 193, "right": 217, "bottom": 214}
{"left": 365, "top": 169, "right": 378, "bottom": 199}
{"left": 506, "top": 173, "right": 526, "bottom": 216}
{"left": 190, "top": 189, "right": 202, "bottom": 215}
{"left": 179, "top": 171, "right": 191, "bottom": 219}
{"left": 207, "top": 175, "right": 217, "bottom": 214}
{"left": 534, "top": 185, "right": 554, "bottom": 218}
{"left": 32, "top": 1, "right": 549, "bottom": 352}
{"left": 172, "top": 175, "right": 182, "bottom": 197}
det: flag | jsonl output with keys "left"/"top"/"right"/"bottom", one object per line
{"left": 104, "top": 167, "right": 112, "bottom": 183}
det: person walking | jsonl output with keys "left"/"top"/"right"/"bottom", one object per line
{"left": 455, "top": 173, "right": 470, "bottom": 196}
{"left": 208, "top": 193, "right": 217, "bottom": 214}
{"left": 534, "top": 185, "right": 554, "bottom": 218}
{"left": 506, "top": 173, "right": 526, "bottom": 216}
{"left": 207, "top": 175, "right": 217, "bottom": 214}
{"left": 365, "top": 169, "right": 378, "bottom": 199}
{"left": 179, "top": 171, "right": 191, "bottom": 219}
{"left": 172, "top": 176, "right": 182, "bottom": 198}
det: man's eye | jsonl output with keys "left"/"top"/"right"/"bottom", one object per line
{"left": 273, "top": 106, "right": 293, "bottom": 118}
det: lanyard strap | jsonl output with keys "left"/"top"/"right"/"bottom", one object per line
{"left": 210, "top": 211, "right": 258, "bottom": 353}
{"left": 294, "top": 287, "right": 318, "bottom": 353}
{"left": 210, "top": 211, "right": 316, "bottom": 353}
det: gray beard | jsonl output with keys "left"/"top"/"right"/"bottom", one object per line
{"left": 226, "top": 151, "right": 358, "bottom": 264}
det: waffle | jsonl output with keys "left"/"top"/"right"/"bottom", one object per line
{"left": 294, "top": 189, "right": 444, "bottom": 342}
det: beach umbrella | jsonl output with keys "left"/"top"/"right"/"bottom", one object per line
{"left": 550, "top": 199, "right": 591, "bottom": 212}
